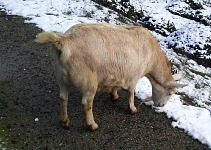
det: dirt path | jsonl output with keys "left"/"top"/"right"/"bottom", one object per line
{"left": 0, "top": 11, "right": 209, "bottom": 150}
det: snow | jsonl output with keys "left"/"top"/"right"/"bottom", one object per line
{"left": 0, "top": 0, "right": 120, "bottom": 32}
{"left": 131, "top": 0, "right": 211, "bottom": 58}
{"left": 165, "top": 23, "right": 211, "bottom": 59}
{"left": 155, "top": 96, "right": 211, "bottom": 146}
{"left": 0, "top": 0, "right": 211, "bottom": 148}
{"left": 34, "top": 118, "right": 39, "bottom": 122}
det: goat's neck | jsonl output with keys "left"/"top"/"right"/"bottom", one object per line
{"left": 148, "top": 52, "right": 174, "bottom": 86}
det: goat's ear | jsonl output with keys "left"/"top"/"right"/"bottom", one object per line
{"left": 165, "top": 82, "right": 188, "bottom": 88}
{"left": 172, "top": 72, "right": 186, "bottom": 81}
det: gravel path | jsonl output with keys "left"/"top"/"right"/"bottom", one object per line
{"left": 0, "top": 10, "right": 209, "bottom": 149}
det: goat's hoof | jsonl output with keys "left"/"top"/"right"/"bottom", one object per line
{"left": 87, "top": 123, "right": 99, "bottom": 131}
{"left": 113, "top": 96, "right": 119, "bottom": 101}
{"left": 130, "top": 108, "right": 138, "bottom": 115}
{"left": 61, "top": 118, "right": 70, "bottom": 128}
{"left": 111, "top": 95, "right": 120, "bottom": 103}
{"left": 110, "top": 94, "right": 119, "bottom": 101}
{"left": 113, "top": 95, "right": 120, "bottom": 101}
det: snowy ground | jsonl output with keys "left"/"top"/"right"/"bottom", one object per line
{"left": 0, "top": 0, "right": 210, "bottom": 148}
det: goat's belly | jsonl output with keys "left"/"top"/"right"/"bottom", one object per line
{"left": 97, "top": 77, "right": 126, "bottom": 92}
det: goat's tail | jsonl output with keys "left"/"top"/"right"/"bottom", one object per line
{"left": 35, "top": 32, "right": 71, "bottom": 62}
{"left": 35, "top": 32, "right": 65, "bottom": 50}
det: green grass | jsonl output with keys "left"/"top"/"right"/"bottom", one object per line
{"left": 188, "top": 68, "right": 211, "bottom": 78}
{"left": 177, "top": 92, "right": 200, "bottom": 107}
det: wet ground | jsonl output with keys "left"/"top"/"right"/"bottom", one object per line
{"left": 0, "top": 11, "right": 209, "bottom": 149}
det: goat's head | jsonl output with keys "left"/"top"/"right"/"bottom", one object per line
{"left": 146, "top": 73, "right": 187, "bottom": 107}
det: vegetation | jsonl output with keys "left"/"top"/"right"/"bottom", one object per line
{"left": 93, "top": 0, "right": 144, "bottom": 22}
{"left": 0, "top": 81, "right": 32, "bottom": 149}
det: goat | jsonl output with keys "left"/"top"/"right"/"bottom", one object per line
{"left": 35, "top": 23, "right": 187, "bottom": 131}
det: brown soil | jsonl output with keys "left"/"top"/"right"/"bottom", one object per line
{"left": 0, "top": 10, "right": 209, "bottom": 150}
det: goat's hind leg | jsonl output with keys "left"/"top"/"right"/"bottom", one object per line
{"left": 111, "top": 86, "right": 120, "bottom": 100}
{"left": 82, "top": 93, "right": 98, "bottom": 131}
{"left": 59, "top": 84, "right": 70, "bottom": 128}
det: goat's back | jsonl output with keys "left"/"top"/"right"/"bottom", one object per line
{"left": 62, "top": 24, "right": 163, "bottom": 89}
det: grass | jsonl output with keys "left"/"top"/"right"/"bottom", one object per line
{"left": 177, "top": 92, "right": 198, "bottom": 106}
{"left": 188, "top": 68, "right": 211, "bottom": 78}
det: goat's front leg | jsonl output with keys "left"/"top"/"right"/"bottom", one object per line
{"left": 128, "top": 87, "right": 137, "bottom": 114}
{"left": 82, "top": 94, "right": 98, "bottom": 131}
{"left": 59, "top": 86, "right": 70, "bottom": 128}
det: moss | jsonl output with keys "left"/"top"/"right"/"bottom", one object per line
{"left": 0, "top": 81, "right": 7, "bottom": 93}
{"left": 0, "top": 108, "right": 32, "bottom": 149}
{"left": 0, "top": 81, "right": 32, "bottom": 149}
{"left": 0, "top": 81, "right": 8, "bottom": 111}
{"left": 0, "top": 114, "right": 30, "bottom": 149}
